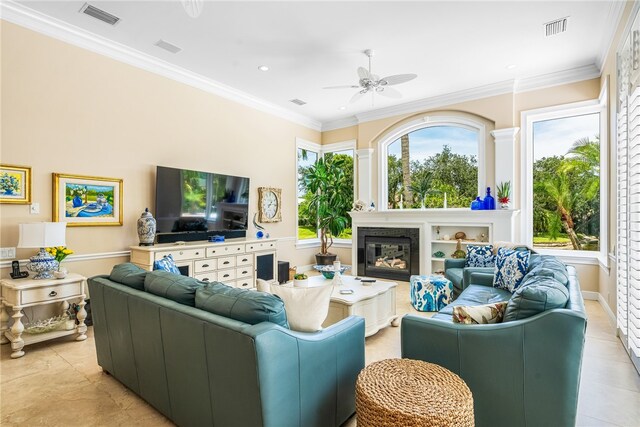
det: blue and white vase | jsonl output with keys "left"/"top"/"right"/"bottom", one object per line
{"left": 137, "top": 208, "right": 156, "bottom": 246}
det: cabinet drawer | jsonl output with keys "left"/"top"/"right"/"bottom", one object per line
{"left": 206, "top": 244, "right": 244, "bottom": 257}
{"left": 236, "top": 266, "right": 253, "bottom": 279}
{"left": 217, "top": 256, "right": 236, "bottom": 269}
{"left": 194, "top": 272, "right": 217, "bottom": 283}
{"left": 235, "top": 276, "right": 254, "bottom": 290}
{"left": 156, "top": 248, "right": 203, "bottom": 261}
{"left": 236, "top": 254, "right": 253, "bottom": 266}
{"left": 22, "top": 282, "right": 82, "bottom": 305}
{"left": 194, "top": 259, "right": 217, "bottom": 273}
{"left": 245, "top": 241, "right": 276, "bottom": 252}
{"left": 217, "top": 269, "right": 236, "bottom": 282}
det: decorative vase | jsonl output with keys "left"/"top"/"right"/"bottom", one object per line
{"left": 72, "top": 195, "right": 83, "bottom": 208}
{"left": 137, "top": 208, "right": 157, "bottom": 246}
{"left": 483, "top": 187, "right": 495, "bottom": 210}
{"left": 331, "top": 261, "right": 344, "bottom": 286}
{"left": 471, "top": 196, "right": 483, "bottom": 210}
{"left": 26, "top": 249, "right": 59, "bottom": 280}
{"left": 54, "top": 267, "right": 68, "bottom": 279}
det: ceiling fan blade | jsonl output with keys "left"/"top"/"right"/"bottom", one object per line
{"left": 323, "top": 85, "right": 361, "bottom": 89}
{"left": 371, "top": 74, "right": 380, "bottom": 82}
{"left": 380, "top": 73, "right": 417, "bottom": 86}
{"left": 350, "top": 90, "right": 367, "bottom": 104}
{"left": 378, "top": 87, "right": 402, "bottom": 99}
{"left": 357, "top": 67, "right": 371, "bottom": 80}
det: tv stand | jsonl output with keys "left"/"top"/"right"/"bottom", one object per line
{"left": 156, "top": 230, "right": 246, "bottom": 244}
{"left": 130, "top": 238, "right": 277, "bottom": 289}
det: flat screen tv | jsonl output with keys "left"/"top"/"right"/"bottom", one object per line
{"left": 155, "top": 166, "right": 250, "bottom": 242}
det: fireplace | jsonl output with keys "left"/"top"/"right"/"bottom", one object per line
{"left": 357, "top": 227, "right": 419, "bottom": 281}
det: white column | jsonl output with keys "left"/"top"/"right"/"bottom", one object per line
{"left": 491, "top": 127, "right": 519, "bottom": 204}
{"left": 356, "top": 148, "right": 374, "bottom": 205}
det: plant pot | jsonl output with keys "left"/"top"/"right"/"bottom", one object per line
{"left": 54, "top": 267, "right": 68, "bottom": 279}
{"left": 294, "top": 279, "right": 309, "bottom": 287}
{"left": 315, "top": 253, "right": 337, "bottom": 265}
{"left": 500, "top": 203, "right": 510, "bottom": 210}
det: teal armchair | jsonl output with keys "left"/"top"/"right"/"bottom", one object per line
{"left": 402, "top": 265, "right": 587, "bottom": 427}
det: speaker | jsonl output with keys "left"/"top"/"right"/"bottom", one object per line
{"left": 277, "top": 261, "right": 290, "bottom": 284}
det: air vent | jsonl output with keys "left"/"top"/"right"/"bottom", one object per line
{"left": 544, "top": 17, "right": 568, "bottom": 37}
{"left": 290, "top": 99, "right": 307, "bottom": 106}
{"left": 79, "top": 3, "right": 120, "bottom": 26}
{"left": 155, "top": 39, "right": 182, "bottom": 54}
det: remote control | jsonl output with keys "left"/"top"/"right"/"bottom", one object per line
{"left": 361, "top": 279, "right": 376, "bottom": 283}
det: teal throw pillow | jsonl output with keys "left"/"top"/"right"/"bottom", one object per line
{"left": 110, "top": 263, "right": 147, "bottom": 291}
{"left": 503, "top": 275, "right": 569, "bottom": 321}
{"left": 493, "top": 247, "right": 530, "bottom": 292}
{"left": 465, "top": 245, "right": 494, "bottom": 267}
{"left": 153, "top": 254, "right": 181, "bottom": 274}
{"left": 144, "top": 270, "right": 204, "bottom": 306}
{"left": 195, "top": 282, "right": 289, "bottom": 328}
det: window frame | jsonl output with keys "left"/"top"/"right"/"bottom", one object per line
{"left": 377, "top": 115, "right": 486, "bottom": 210}
{"left": 295, "top": 137, "right": 357, "bottom": 249}
{"left": 520, "top": 93, "right": 608, "bottom": 266}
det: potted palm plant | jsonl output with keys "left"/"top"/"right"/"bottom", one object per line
{"left": 301, "top": 155, "right": 351, "bottom": 265}
{"left": 497, "top": 181, "right": 511, "bottom": 209}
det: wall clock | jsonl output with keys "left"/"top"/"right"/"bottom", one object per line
{"left": 258, "top": 187, "right": 282, "bottom": 223}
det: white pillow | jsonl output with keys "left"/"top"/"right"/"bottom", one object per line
{"left": 256, "top": 278, "right": 272, "bottom": 293}
{"left": 270, "top": 283, "right": 333, "bottom": 332}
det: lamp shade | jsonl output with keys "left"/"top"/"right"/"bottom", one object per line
{"left": 17, "top": 222, "right": 66, "bottom": 248}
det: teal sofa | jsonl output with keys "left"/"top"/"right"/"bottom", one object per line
{"left": 444, "top": 257, "right": 493, "bottom": 297}
{"left": 402, "top": 255, "right": 587, "bottom": 427}
{"left": 88, "top": 267, "right": 365, "bottom": 427}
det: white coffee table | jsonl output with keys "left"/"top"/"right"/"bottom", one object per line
{"left": 313, "top": 275, "right": 400, "bottom": 337}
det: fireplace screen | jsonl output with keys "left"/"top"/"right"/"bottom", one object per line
{"left": 365, "top": 236, "right": 411, "bottom": 278}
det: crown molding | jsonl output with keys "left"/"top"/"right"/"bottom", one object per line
{"left": 0, "top": 1, "right": 322, "bottom": 132}
{"left": 596, "top": 0, "right": 627, "bottom": 71}
{"left": 514, "top": 64, "right": 601, "bottom": 93}
{"left": 321, "top": 116, "right": 359, "bottom": 132}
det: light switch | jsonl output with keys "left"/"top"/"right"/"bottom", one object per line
{"left": 30, "top": 203, "right": 40, "bottom": 214}
{"left": 0, "top": 247, "right": 16, "bottom": 259}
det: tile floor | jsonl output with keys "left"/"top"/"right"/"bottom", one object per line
{"left": 1, "top": 281, "right": 638, "bottom": 426}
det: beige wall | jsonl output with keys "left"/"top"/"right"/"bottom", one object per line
{"left": 0, "top": 21, "right": 321, "bottom": 279}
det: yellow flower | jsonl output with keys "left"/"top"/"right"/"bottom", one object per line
{"left": 63, "top": 249, "right": 73, "bottom": 255}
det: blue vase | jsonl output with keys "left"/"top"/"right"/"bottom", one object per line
{"left": 73, "top": 195, "right": 83, "bottom": 208}
{"left": 483, "top": 187, "right": 495, "bottom": 210}
{"left": 471, "top": 197, "right": 483, "bottom": 210}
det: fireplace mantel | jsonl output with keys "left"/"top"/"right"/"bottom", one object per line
{"left": 350, "top": 209, "right": 520, "bottom": 276}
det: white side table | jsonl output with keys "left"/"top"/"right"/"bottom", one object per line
{"left": 0, "top": 273, "right": 88, "bottom": 358}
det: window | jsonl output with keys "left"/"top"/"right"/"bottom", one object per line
{"left": 522, "top": 98, "right": 607, "bottom": 259}
{"left": 296, "top": 139, "right": 355, "bottom": 243}
{"left": 379, "top": 118, "right": 483, "bottom": 209}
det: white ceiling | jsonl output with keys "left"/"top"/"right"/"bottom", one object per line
{"left": 10, "top": 1, "right": 622, "bottom": 127}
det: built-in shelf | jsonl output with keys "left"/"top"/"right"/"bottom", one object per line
{"left": 430, "top": 224, "right": 492, "bottom": 274}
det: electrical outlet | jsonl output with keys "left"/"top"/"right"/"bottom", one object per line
{"left": 30, "top": 203, "right": 40, "bottom": 214}
{"left": 0, "top": 247, "right": 16, "bottom": 259}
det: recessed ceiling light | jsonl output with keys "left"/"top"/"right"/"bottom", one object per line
{"left": 338, "top": 106, "right": 347, "bottom": 111}
{"left": 506, "top": 64, "right": 517, "bottom": 70}
{"left": 258, "top": 65, "right": 269, "bottom": 72}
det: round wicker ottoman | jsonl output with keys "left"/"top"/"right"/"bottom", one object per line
{"left": 356, "top": 359, "right": 474, "bottom": 427}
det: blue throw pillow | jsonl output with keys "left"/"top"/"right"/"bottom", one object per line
{"left": 153, "top": 254, "right": 181, "bottom": 274}
{"left": 465, "top": 245, "right": 494, "bottom": 267}
{"left": 493, "top": 247, "right": 530, "bottom": 292}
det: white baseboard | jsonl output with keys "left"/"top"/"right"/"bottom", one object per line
{"left": 582, "top": 291, "right": 617, "bottom": 328}
{"left": 597, "top": 293, "right": 617, "bottom": 328}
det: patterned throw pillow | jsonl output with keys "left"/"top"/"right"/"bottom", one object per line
{"left": 465, "top": 245, "right": 494, "bottom": 267}
{"left": 493, "top": 248, "right": 531, "bottom": 292}
{"left": 453, "top": 302, "right": 508, "bottom": 324}
{"left": 153, "top": 254, "right": 181, "bottom": 274}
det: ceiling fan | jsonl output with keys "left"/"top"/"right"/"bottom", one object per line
{"left": 323, "top": 49, "right": 417, "bottom": 104}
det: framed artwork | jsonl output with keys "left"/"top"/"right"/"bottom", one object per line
{"left": 0, "top": 164, "right": 31, "bottom": 204}
{"left": 53, "top": 173, "right": 123, "bottom": 227}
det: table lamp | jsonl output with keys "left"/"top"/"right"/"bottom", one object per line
{"left": 17, "top": 222, "right": 67, "bottom": 279}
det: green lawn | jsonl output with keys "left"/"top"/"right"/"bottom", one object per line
{"left": 297, "top": 226, "right": 352, "bottom": 240}
{"left": 533, "top": 233, "right": 570, "bottom": 244}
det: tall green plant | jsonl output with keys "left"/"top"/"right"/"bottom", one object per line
{"left": 301, "top": 156, "right": 351, "bottom": 255}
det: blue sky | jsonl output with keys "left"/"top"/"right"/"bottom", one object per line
{"left": 388, "top": 126, "right": 477, "bottom": 160}
{"left": 533, "top": 113, "right": 599, "bottom": 160}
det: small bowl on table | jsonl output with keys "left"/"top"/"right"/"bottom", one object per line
{"left": 313, "top": 264, "right": 351, "bottom": 279}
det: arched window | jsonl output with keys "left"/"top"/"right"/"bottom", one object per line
{"left": 378, "top": 116, "right": 485, "bottom": 209}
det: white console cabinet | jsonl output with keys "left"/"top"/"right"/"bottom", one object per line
{"left": 130, "top": 239, "right": 277, "bottom": 290}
